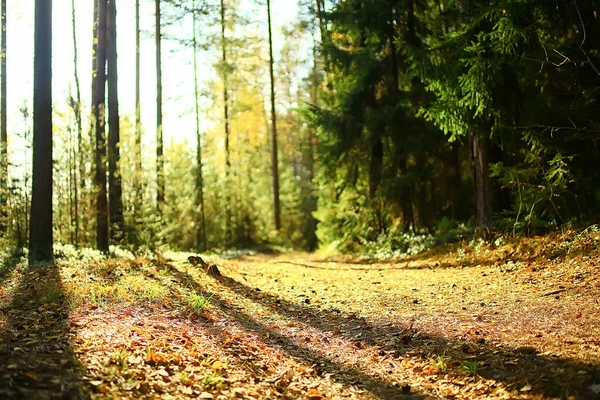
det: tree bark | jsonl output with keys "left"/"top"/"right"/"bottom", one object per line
{"left": 94, "top": 0, "right": 109, "bottom": 252}
{"left": 155, "top": 0, "right": 164, "bottom": 209}
{"left": 266, "top": 0, "right": 281, "bottom": 232}
{"left": 107, "top": 0, "right": 123, "bottom": 243}
{"left": 29, "top": 0, "right": 53, "bottom": 263}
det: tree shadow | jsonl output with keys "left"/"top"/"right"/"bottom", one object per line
{"left": 0, "top": 263, "right": 89, "bottom": 399}
{"left": 210, "top": 272, "right": 600, "bottom": 399}
{"left": 159, "top": 263, "right": 428, "bottom": 399}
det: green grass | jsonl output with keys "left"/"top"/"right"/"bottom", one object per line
{"left": 433, "top": 355, "right": 447, "bottom": 373}
{"left": 187, "top": 293, "right": 211, "bottom": 314}
{"left": 462, "top": 360, "right": 480, "bottom": 375}
{"left": 65, "top": 272, "right": 169, "bottom": 307}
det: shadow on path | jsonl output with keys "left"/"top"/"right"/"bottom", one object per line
{"left": 0, "top": 264, "right": 89, "bottom": 399}
{"left": 162, "top": 263, "right": 429, "bottom": 399}
{"left": 213, "top": 272, "right": 600, "bottom": 399}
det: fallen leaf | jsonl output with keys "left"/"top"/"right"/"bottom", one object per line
{"left": 520, "top": 383, "right": 532, "bottom": 392}
{"left": 306, "top": 388, "right": 323, "bottom": 399}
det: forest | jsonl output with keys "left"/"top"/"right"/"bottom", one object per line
{"left": 0, "top": 0, "right": 599, "bottom": 399}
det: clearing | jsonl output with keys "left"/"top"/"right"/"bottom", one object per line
{"left": 0, "top": 229, "right": 599, "bottom": 399}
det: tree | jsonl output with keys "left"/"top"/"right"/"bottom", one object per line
{"left": 93, "top": 0, "right": 109, "bottom": 252}
{"left": 107, "top": 0, "right": 123, "bottom": 242}
{"left": 134, "top": 0, "right": 143, "bottom": 222}
{"left": 192, "top": 1, "right": 206, "bottom": 251}
{"left": 29, "top": 0, "right": 53, "bottom": 263}
{"left": 70, "top": 0, "right": 84, "bottom": 246}
{"left": 0, "top": 0, "right": 7, "bottom": 229}
{"left": 266, "top": 0, "right": 281, "bottom": 232}
{"left": 156, "top": 0, "right": 165, "bottom": 209}
{"left": 220, "top": 0, "right": 231, "bottom": 244}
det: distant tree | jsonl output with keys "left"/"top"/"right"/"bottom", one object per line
{"left": 192, "top": 1, "right": 206, "bottom": 251}
{"left": 29, "top": 0, "right": 53, "bottom": 263}
{"left": 156, "top": 0, "right": 165, "bottom": 210}
{"left": 70, "top": 0, "right": 84, "bottom": 246}
{"left": 93, "top": 0, "right": 109, "bottom": 252}
{"left": 220, "top": 0, "right": 232, "bottom": 244}
{"left": 266, "top": 0, "right": 281, "bottom": 233}
{"left": 134, "top": 0, "right": 143, "bottom": 222}
{"left": 107, "top": 0, "right": 123, "bottom": 242}
{"left": 0, "top": 0, "right": 7, "bottom": 230}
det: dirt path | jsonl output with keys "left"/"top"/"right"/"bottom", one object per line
{"left": 0, "top": 234, "right": 599, "bottom": 399}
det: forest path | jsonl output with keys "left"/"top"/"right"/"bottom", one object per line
{"left": 0, "top": 234, "right": 598, "bottom": 399}
{"left": 187, "top": 248, "right": 599, "bottom": 399}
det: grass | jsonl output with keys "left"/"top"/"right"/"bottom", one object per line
{"left": 202, "top": 374, "right": 225, "bottom": 390}
{"left": 432, "top": 355, "right": 447, "bottom": 373}
{"left": 462, "top": 360, "right": 480, "bottom": 375}
{"left": 187, "top": 293, "right": 211, "bottom": 314}
{"left": 42, "top": 287, "right": 63, "bottom": 304}
{"left": 64, "top": 270, "right": 169, "bottom": 307}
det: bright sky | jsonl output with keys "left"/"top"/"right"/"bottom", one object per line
{"left": 6, "top": 0, "right": 299, "bottom": 172}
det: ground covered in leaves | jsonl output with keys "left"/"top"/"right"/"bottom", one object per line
{"left": 0, "top": 228, "right": 599, "bottom": 399}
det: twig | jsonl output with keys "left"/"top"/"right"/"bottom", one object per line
{"left": 542, "top": 288, "right": 568, "bottom": 297}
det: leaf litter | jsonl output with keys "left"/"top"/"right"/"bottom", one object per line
{"left": 0, "top": 229, "right": 599, "bottom": 398}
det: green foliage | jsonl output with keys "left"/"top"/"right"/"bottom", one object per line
{"left": 490, "top": 134, "right": 576, "bottom": 233}
{"left": 433, "top": 355, "right": 448, "bottom": 373}
{"left": 462, "top": 360, "right": 480, "bottom": 376}
{"left": 187, "top": 293, "right": 211, "bottom": 314}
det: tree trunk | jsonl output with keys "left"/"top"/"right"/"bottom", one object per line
{"left": 134, "top": 0, "right": 142, "bottom": 221}
{"left": 305, "top": 37, "right": 319, "bottom": 251}
{"left": 94, "top": 0, "right": 109, "bottom": 252}
{"left": 220, "top": 0, "right": 231, "bottom": 245}
{"left": 266, "top": 0, "right": 281, "bottom": 232}
{"left": 107, "top": 0, "right": 123, "bottom": 243}
{"left": 469, "top": 130, "right": 494, "bottom": 228}
{"left": 29, "top": 0, "right": 53, "bottom": 263}
{"left": 192, "top": 3, "right": 206, "bottom": 251}
{"left": 71, "top": 0, "right": 83, "bottom": 246}
{"left": 155, "top": 0, "right": 164, "bottom": 209}
{"left": 0, "top": 0, "right": 6, "bottom": 230}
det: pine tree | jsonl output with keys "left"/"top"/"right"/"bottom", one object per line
{"left": 29, "top": 0, "right": 53, "bottom": 263}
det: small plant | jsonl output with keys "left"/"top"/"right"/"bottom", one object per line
{"left": 202, "top": 374, "right": 224, "bottom": 390}
{"left": 462, "top": 360, "right": 480, "bottom": 375}
{"left": 43, "top": 287, "right": 63, "bottom": 304}
{"left": 433, "top": 355, "right": 447, "bottom": 373}
{"left": 112, "top": 350, "right": 129, "bottom": 371}
{"left": 188, "top": 293, "right": 211, "bottom": 314}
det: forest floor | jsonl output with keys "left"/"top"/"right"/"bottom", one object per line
{"left": 0, "top": 228, "right": 600, "bottom": 399}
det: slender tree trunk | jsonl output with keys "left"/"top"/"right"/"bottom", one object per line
{"left": 29, "top": 0, "right": 53, "bottom": 264}
{"left": 192, "top": 4, "right": 206, "bottom": 251}
{"left": 155, "top": 0, "right": 164, "bottom": 209}
{"left": 304, "top": 35, "right": 319, "bottom": 251}
{"left": 71, "top": 0, "right": 83, "bottom": 246}
{"left": 94, "top": 0, "right": 109, "bottom": 252}
{"left": 0, "top": 0, "right": 7, "bottom": 230}
{"left": 135, "top": 0, "right": 142, "bottom": 221}
{"left": 469, "top": 130, "right": 494, "bottom": 228}
{"left": 220, "top": 0, "right": 231, "bottom": 244}
{"left": 89, "top": 0, "right": 99, "bottom": 246}
{"left": 266, "top": 0, "right": 281, "bottom": 232}
{"left": 107, "top": 0, "right": 123, "bottom": 243}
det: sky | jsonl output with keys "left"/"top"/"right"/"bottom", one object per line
{"left": 5, "top": 0, "right": 300, "bottom": 174}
